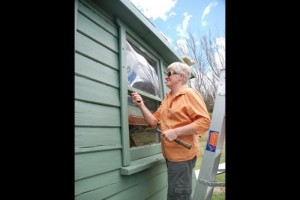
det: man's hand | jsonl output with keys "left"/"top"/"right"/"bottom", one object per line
{"left": 162, "top": 129, "right": 178, "bottom": 141}
{"left": 131, "top": 91, "right": 142, "bottom": 104}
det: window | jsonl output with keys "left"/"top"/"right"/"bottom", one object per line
{"left": 126, "top": 39, "right": 162, "bottom": 148}
{"left": 117, "top": 19, "right": 167, "bottom": 172}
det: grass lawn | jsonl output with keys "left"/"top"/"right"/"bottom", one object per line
{"left": 195, "top": 132, "right": 225, "bottom": 200}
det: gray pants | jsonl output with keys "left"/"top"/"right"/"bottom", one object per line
{"left": 166, "top": 156, "right": 197, "bottom": 200}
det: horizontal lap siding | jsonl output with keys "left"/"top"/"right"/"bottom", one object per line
{"left": 75, "top": 162, "right": 168, "bottom": 200}
{"left": 75, "top": 53, "right": 119, "bottom": 88}
{"left": 76, "top": 32, "right": 118, "bottom": 69}
{"left": 75, "top": 0, "right": 168, "bottom": 199}
{"left": 75, "top": 150, "right": 122, "bottom": 181}
{"left": 75, "top": 170, "right": 120, "bottom": 196}
{"left": 75, "top": 100, "right": 120, "bottom": 126}
{"left": 75, "top": 76, "right": 119, "bottom": 106}
{"left": 75, "top": 0, "right": 122, "bottom": 197}
{"left": 75, "top": 127, "right": 121, "bottom": 147}
{"left": 76, "top": 1, "right": 118, "bottom": 70}
{"left": 105, "top": 172, "right": 168, "bottom": 200}
{"left": 77, "top": 12, "right": 118, "bottom": 53}
{"left": 78, "top": 0, "right": 118, "bottom": 38}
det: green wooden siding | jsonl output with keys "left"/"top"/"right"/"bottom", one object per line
{"left": 75, "top": 101, "right": 120, "bottom": 126}
{"left": 105, "top": 172, "right": 168, "bottom": 200}
{"left": 75, "top": 76, "right": 120, "bottom": 106}
{"left": 75, "top": 150, "right": 122, "bottom": 180}
{"left": 75, "top": 0, "right": 171, "bottom": 199}
{"left": 75, "top": 162, "right": 167, "bottom": 199}
{"left": 75, "top": 170, "right": 121, "bottom": 196}
{"left": 75, "top": 0, "right": 123, "bottom": 196}
{"left": 75, "top": 127, "right": 121, "bottom": 147}
{"left": 77, "top": 12, "right": 118, "bottom": 53}
{"left": 76, "top": 32, "right": 118, "bottom": 69}
{"left": 78, "top": 0, "right": 117, "bottom": 37}
{"left": 75, "top": 54, "right": 119, "bottom": 88}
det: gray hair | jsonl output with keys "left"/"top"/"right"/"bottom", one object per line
{"left": 167, "top": 62, "right": 191, "bottom": 84}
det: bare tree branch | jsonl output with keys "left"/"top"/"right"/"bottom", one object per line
{"left": 177, "top": 30, "right": 225, "bottom": 112}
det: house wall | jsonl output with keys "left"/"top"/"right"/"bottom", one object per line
{"left": 75, "top": 0, "right": 170, "bottom": 199}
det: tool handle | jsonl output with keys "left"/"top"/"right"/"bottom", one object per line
{"left": 156, "top": 126, "right": 192, "bottom": 150}
{"left": 128, "top": 85, "right": 141, "bottom": 103}
{"left": 174, "top": 138, "right": 192, "bottom": 150}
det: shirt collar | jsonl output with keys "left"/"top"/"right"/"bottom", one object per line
{"left": 166, "top": 85, "right": 188, "bottom": 98}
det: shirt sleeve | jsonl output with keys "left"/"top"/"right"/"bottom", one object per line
{"left": 152, "top": 95, "right": 166, "bottom": 122}
{"left": 185, "top": 89, "right": 211, "bottom": 137}
{"left": 153, "top": 105, "right": 161, "bottom": 122}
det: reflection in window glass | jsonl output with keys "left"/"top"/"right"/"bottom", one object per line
{"left": 126, "top": 41, "right": 161, "bottom": 97}
{"left": 126, "top": 40, "right": 161, "bottom": 147}
{"left": 128, "top": 96, "right": 160, "bottom": 147}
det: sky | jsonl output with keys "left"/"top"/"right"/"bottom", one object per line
{"left": 128, "top": 0, "right": 225, "bottom": 53}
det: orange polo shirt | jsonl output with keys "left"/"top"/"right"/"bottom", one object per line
{"left": 153, "top": 85, "right": 211, "bottom": 162}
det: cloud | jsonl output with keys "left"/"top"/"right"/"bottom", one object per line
{"left": 129, "top": 0, "right": 177, "bottom": 21}
{"left": 201, "top": 2, "right": 218, "bottom": 26}
{"left": 169, "top": 11, "right": 176, "bottom": 17}
{"left": 176, "top": 12, "right": 192, "bottom": 38}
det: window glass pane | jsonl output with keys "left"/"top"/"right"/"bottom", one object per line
{"left": 126, "top": 40, "right": 161, "bottom": 147}
{"left": 126, "top": 40, "right": 161, "bottom": 97}
{"left": 128, "top": 96, "right": 160, "bottom": 147}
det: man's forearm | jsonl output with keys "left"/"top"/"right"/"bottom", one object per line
{"left": 173, "top": 124, "right": 196, "bottom": 137}
{"left": 139, "top": 104, "right": 158, "bottom": 127}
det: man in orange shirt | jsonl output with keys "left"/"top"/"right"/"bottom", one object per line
{"left": 131, "top": 62, "right": 211, "bottom": 200}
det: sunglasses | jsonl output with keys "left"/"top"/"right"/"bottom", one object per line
{"left": 167, "top": 71, "right": 180, "bottom": 77}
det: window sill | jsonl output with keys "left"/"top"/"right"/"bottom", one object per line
{"left": 120, "top": 153, "right": 165, "bottom": 175}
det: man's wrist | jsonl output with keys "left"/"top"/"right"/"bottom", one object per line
{"left": 173, "top": 128, "right": 180, "bottom": 137}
